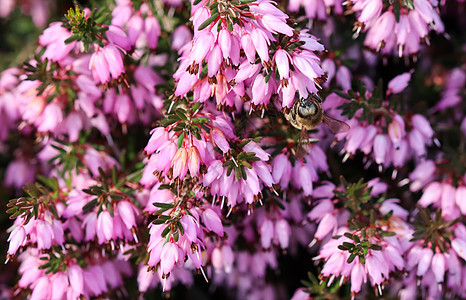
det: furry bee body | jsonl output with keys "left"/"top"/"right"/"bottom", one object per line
{"left": 285, "top": 95, "right": 324, "bottom": 130}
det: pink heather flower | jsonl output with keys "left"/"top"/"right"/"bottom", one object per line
{"left": 411, "top": 114, "right": 434, "bottom": 140}
{"left": 408, "top": 129, "right": 427, "bottom": 157}
{"left": 211, "top": 247, "right": 224, "bottom": 271}
{"left": 314, "top": 213, "right": 338, "bottom": 241}
{"left": 336, "top": 65, "right": 352, "bottom": 91}
{"left": 260, "top": 218, "right": 274, "bottom": 249}
{"left": 288, "top": 0, "right": 344, "bottom": 20}
{"left": 83, "top": 146, "right": 119, "bottom": 177}
{"left": 127, "top": 14, "right": 144, "bottom": 46}
{"left": 106, "top": 25, "right": 132, "bottom": 51}
{"left": 202, "top": 208, "right": 224, "bottom": 237}
{"left": 436, "top": 68, "right": 466, "bottom": 111}
{"left": 388, "top": 114, "right": 406, "bottom": 147}
{"left": 456, "top": 186, "right": 466, "bottom": 214}
{"left": 180, "top": 214, "right": 198, "bottom": 243}
{"left": 0, "top": 0, "right": 14, "bottom": 18}
{"left": 62, "top": 111, "right": 84, "bottom": 142}
{"left": 187, "top": 146, "right": 202, "bottom": 177}
{"left": 89, "top": 45, "right": 125, "bottom": 84}
{"left": 89, "top": 48, "right": 110, "bottom": 84}
{"left": 174, "top": 1, "right": 325, "bottom": 110}
{"left": 409, "top": 160, "right": 436, "bottom": 192}
{"left": 211, "top": 128, "right": 230, "bottom": 153}
{"left": 357, "top": 0, "right": 383, "bottom": 24}
{"left": 5, "top": 159, "right": 36, "bottom": 189}
{"left": 417, "top": 181, "right": 463, "bottom": 220}
{"left": 97, "top": 211, "right": 114, "bottom": 243}
{"left": 431, "top": 253, "right": 446, "bottom": 283}
{"left": 68, "top": 264, "right": 84, "bottom": 296}
{"left": 291, "top": 288, "right": 311, "bottom": 300}
{"left": 7, "top": 226, "right": 26, "bottom": 256}
{"left": 350, "top": 261, "right": 367, "bottom": 293}
{"left": 367, "top": 178, "right": 388, "bottom": 196}
{"left": 160, "top": 242, "right": 180, "bottom": 276}
{"left": 36, "top": 102, "right": 63, "bottom": 133}
{"left": 36, "top": 220, "right": 54, "bottom": 249}
{"left": 39, "top": 22, "right": 76, "bottom": 62}
{"left": 145, "top": 15, "right": 161, "bottom": 49}
{"left": 172, "top": 147, "right": 188, "bottom": 179}
{"left": 344, "top": 126, "right": 367, "bottom": 155}
{"left": 50, "top": 273, "right": 68, "bottom": 299}
{"left": 373, "top": 134, "right": 390, "bottom": 166}
{"left": 380, "top": 199, "right": 409, "bottom": 219}
{"left": 103, "top": 45, "right": 126, "bottom": 79}
{"left": 221, "top": 245, "right": 234, "bottom": 273}
{"left": 416, "top": 247, "right": 434, "bottom": 276}
{"left": 330, "top": 91, "right": 434, "bottom": 171}
{"left": 145, "top": 128, "right": 169, "bottom": 155}
{"left": 365, "top": 251, "right": 388, "bottom": 286}
{"left": 112, "top": 1, "right": 132, "bottom": 27}
{"left": 387, "top": 71, "right": 413, "bottom": 95}
{"left": 418, "top": 181, "right": 442, "bottom": 207}
{"left": 271, "top": 153, "right": 292, "bottom": 189}
{"left": 440, "top": 183, "right": 457, "bottom": 217}
{"left": 275, "top": 219, "right": 291, "bottom": 249}
{"left": 172, "top": 25, "right": 193, "bottom": 52}
{"left": 352, "top": 0, "right": 443, "bottom": 56}
{"left": 30, "top": 277, "right": 51, "bottom": 300}
{"left": 117, "top": 200, "right": 139, "bottom": 230}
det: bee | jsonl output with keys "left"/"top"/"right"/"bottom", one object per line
{"left": 284, "top": 94, "right": 350, "bottom": 155}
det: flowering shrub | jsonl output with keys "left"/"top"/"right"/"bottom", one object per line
{"left": 0, "top": 0, "right": 465, "bottom": 299}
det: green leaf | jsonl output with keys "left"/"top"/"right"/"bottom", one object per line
{"left": 153, "top": 202, "right": 175, "bottom": 209}
{"left": 175, "top": 109, "right": 187, "bottom": 121}
{"left": 342, "top": 242, "right": 355, "bottom": 249}
{"left": 82, "top": 198, "right": 98, "bottom": 214}
{"left": 358, "top": 255, "right": 366, "bottom": 265}
{"left": 343, "top": 232, "right": 353, "bottom": 240}
{"left": 109, "top": 192, "right": 125, "bottom": 200}
{"left": 177, "top": 222, "right": 185, "bottom": 236}
{"left": 198, "top": 12, "right": 219, "bottom": 31}
{"left": 37, "top": 176, "right": 59, "bottom": 191}
{"left": 338, "top": 245, "right": 350, "bottom": 251}
{"left": 107, "top": 202, "right": 114, "bottom": 218}
{"left": 64, "top": 34, "right": 81, "bottom": 44}
{"left": 369, "top": 244, "right": 382, "bottom": 251}
{"left": 161, "top": 225, "right": 171, "bottom": 237}
{"left": 24, "top": 184, "right": 41, "bottom": 198}
{"left": 177, "top": 132, "right": 185, "bottom": 149}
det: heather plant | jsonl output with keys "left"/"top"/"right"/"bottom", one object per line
{"left": 0, "top": 0, "right": 465, "bottom": 299}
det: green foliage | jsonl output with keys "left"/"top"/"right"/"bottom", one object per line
{"left": 39, "top": 248, "right": 87, "bottom": 274}
{"left": 82, "top": 167, "right": 137, "bottom": 217}
{"left": 6, "top": 177, "right": 60, "bottom": 224}
{"left": 336, "top": 79, "right": 393, "bottom": 125}
{"left": 300, "top": 272, "right": 345, "bottom": 300}
{"left": 64, "top": 5, "right": 111, "bottom": 51}
{"left": 337, "top": 232, "right": 383, "bottom": 265}
{"left": 411, "top": 207, "right": 459, "bottom": 252}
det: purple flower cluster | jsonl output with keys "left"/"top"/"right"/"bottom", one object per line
{"left": 350, "top": 0, "right": 444, "bottom": 57}
{"left": 174, "top": 0, "right": 326, "bottom": 111}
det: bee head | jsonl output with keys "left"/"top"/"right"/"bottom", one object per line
{"left": 298, "top": 97, "right": 319, "bottom": 118}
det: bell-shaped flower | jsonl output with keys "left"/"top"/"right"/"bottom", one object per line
{"left": 172, "top": 147, "right": 188, "bottom": 179}
{"left": 160, "top": 242, "right": 179, "bottom": 276}
{"left": 202, "top": 208, "right": 224, "bottom": 237}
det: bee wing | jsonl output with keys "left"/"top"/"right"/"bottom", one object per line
{"left": 296, "top": 128, "right": 311, "bottom": 160}
{"left": 322, "top": 114, "right": 350, "bottom": 134}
